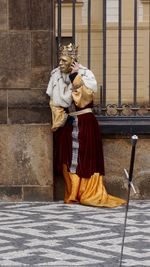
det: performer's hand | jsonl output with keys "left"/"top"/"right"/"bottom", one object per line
{"left": 51, "top": 127, "right": 57, "bottom": 132}
{"left": 70, "top": 61, "right": 80, "bottom": 74}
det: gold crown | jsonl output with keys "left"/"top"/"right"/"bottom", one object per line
{"left": 59, "top": 43, "right": 78, "bottom": 60}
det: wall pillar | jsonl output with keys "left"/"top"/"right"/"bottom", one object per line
{"left": 0, "top": 0, "right": 54, "bottom": 201}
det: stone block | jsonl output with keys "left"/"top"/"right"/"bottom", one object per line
{"left": 0, "top": 32, "right": 31, "bottom": 69}
{"left": 0, "top": 32, "right": 31, "bottom": 88}
{"left": 0, "top": 186, "right": 22, "bottom": 201}
{"left": 0, "top": 0, "right": 8, "bottom": 30}
{"left": 0, "top": 68, "right": 31, "bottom": 89}
{"left": 135, "top": 139, "right": 150, "bottom": 199}
{"left": 103, "top": 137, "right": 150, "bottom": 199}
{"left": 0, "top": 124, "right": 53, "bottom": 190}
{"left": 9, "top": 0, "right": 52, "bottom": 30}
{"left": 31, "top": 67, "right": 51, "bottom": 89}
{"left": 0, "top": 90, "right": 7, "bottom": 123}
{"left": 31, "top": 0, "right": 51, "bottom": 30}
{"left": 23, "top": 186, "right": 53, "bottom": 201}
{"left": 31, "top": 31, "right": 51, "bottom": 67}
{"left": 7, "top": 89, "right": 50, "bottom": 123}
{"left": 8, "top": 107, "right": 50, "bottom": 124}
{"left": 9, "top": 0, "right": 30, "bottom": 30}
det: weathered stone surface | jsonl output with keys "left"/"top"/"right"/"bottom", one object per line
{"left": 31, "top": 0, "right": 51, "bottom": 30}
{"left": 23, "top": 186, "right": 53, "bottom": 201}
{"left": 103, "top": 138, "right": 133, "bottom": 199}
{"left": 0, "top": 0, "right": 54, "bottom": 202}
{"left": 0, "top": 68, "right": 31, "bottom": 89}
{"left": 9, "top": 0, "right": 52, "bottom": 30}
{"left": 31, "top": 67, "right": 51, "bottom": 89}
{"left": 0, "top": 32, "right": 31, "bottom": 69}
{"left": 103, "top": 137, "right": 150, "bottom": 199}
{"left": 0, "top": 125, "right": 53, "bottom": 189}
{"left": 0, "top": 33, "right": 31, "bottom": 88}
{"left": 134, "top": 140, "right": 150, "bottom": 199}
{"left": 0, "top": 0, "right": 8, "bottom": 30}
{"left": 8, "top": 89, "right": 48, "bottom": 107}
{"left": 0, "top": 90, "right": 7, "bottom": 123}
{"left": 9, "top": 0, "right": 30, "bottom": 30}
{"left": 7, "top": 89, "right": 50, "bottom": 123}
{"left": 31, "top": 31, "right": 51, "bottom": 67}
{"left": 8, "top": 107, "right": 50, "bottom": 124}
{"left": 0, "top": 187, "right": 22, "bottom": 201}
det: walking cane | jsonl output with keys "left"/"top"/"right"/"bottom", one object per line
{"left": 119, "top": 135, "right": 138, "bottom": 267}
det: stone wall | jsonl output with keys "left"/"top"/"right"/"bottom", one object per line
{"left": 103, "top": 137, "right": 150, "bottom": 200}
{"left": 0, "top": 0, "right": 54, "bottom": 201}
{"left": 0, "top": 0, "right": 150, "bottom": 202}
{"left": 0, "top": 125, "right": 53, "bottom": 201}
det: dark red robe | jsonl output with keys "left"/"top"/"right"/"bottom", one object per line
{"left": 54, "top": 102, "right": 105, "bottom": 179}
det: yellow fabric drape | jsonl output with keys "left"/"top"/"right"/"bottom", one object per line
{"left": 63, "top": 165, "right": 126, "bottom": 208}
{"left": 49, "top": 100, "right": 68, "bottom": 131}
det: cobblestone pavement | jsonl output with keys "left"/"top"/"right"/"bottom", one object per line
{"left": 0, "top": 201, "right": 149, "bottom": 267}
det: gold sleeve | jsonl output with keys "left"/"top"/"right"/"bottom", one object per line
{"left": 49, "top": 100, "right": 68, "bottom": 131}
{"left": 72, "top": 75, "right": 94, "bottom": 108}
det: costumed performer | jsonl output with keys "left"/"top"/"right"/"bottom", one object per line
{"left": 46, "top": 43, "right": 126, "bottom": 208}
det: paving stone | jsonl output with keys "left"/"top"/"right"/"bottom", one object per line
{"left": 0, "top": 201, "right": 149, "bottom": 266}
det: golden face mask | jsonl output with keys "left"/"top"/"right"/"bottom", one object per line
{"left": 59, "top": 55, "right": 73, "bottom": 73}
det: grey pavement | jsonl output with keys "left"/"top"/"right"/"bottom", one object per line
{"left": 0, "top": 200, "right": 149, "bottom": 267}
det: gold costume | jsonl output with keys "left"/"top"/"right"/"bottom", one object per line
{"left": 63, "top": 165, "right": 126, "bottom": 208}
{"left": 47, "top": 43, "right": 126, "bottom": 208}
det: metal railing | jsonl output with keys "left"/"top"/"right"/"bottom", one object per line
{"left": 56, "top": 0, "right": 150, "bottom": 120}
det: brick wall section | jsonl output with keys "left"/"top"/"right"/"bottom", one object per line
{"left": 0, "top": 0, "right": 53, "bottom": 201}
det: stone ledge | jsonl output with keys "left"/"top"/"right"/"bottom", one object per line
{"left": 0, "top": 186, "right": 53, "bottom": 201}
{"left": 23, "top": 186, "right": 53, "bottom": 201}
{"left": 0, "top": 186, "right": 22, "bottom": 201}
